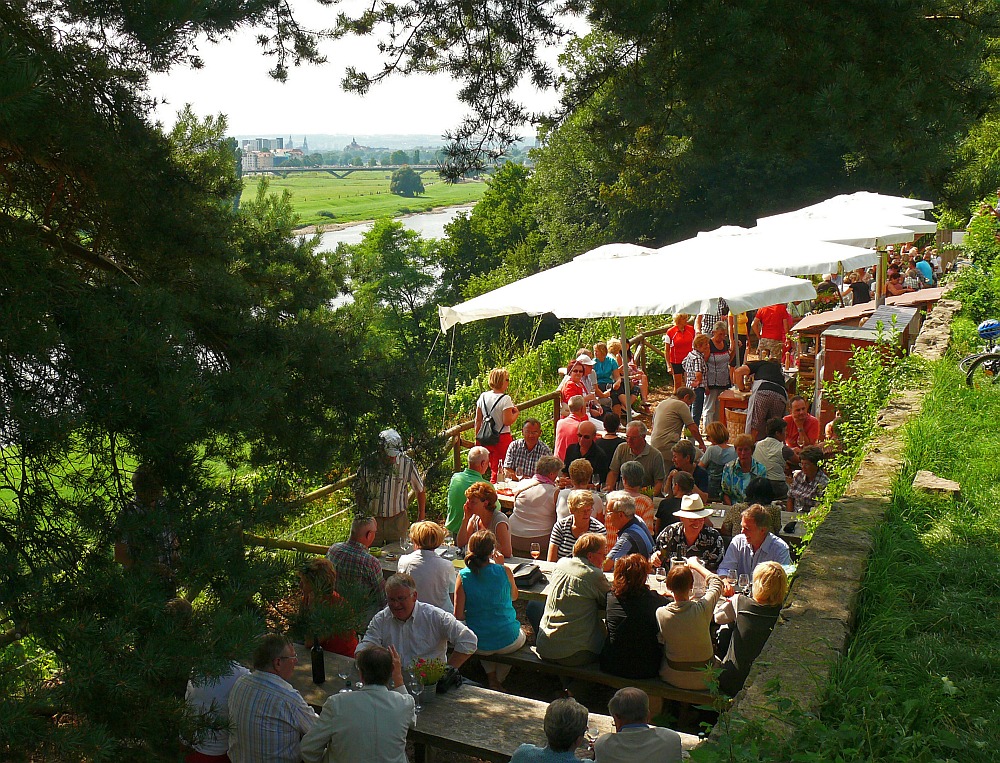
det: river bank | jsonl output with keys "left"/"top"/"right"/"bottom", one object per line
{"left": 293, "top": 203, "right": 476, "bottom": 235}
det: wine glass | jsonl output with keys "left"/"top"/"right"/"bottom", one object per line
{"left": 738, "top": 573, "right": 750, "bottom": 595}
{"left": 515, "top": 467, "right": 524, "bottom": 482}
{"left": 530, "top": 542, "right": 541, "bottom": 560}
{"left": 337, "top": 666, "right": 352, "bottom": 692}
{"left": 654, "top": 566, "right": 666, "bottom": 593}
{"left": 585, "top": 723, "right": 600, "bottom": 751}
{"left": 406, "top": 674, "right": 424, "bottom": 713}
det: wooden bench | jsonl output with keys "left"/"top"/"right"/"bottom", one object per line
{"left": 288, "top": 644, "right": 702, "bottom": 761}
{"left": 478, "top": 645, "right": 728, "bottom": 717}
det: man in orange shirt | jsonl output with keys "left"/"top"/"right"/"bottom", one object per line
{"left": 752, "top": 303, "right": 792, "bottom": 361}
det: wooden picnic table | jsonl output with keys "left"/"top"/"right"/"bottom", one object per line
{"left": 287, "top": 643, "right": 702, "bottom": 761}
{"left": 287, "top": 643, "right": 618, "bottom": 761}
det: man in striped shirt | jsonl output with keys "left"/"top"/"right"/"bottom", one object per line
{"left": 228, "top": 634, "right": 317, "bottom": 763}
{"left": 359, "top": 429, "right": 426, "bottom": 545}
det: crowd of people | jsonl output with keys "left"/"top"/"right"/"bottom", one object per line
{"left": 174, "top": 300, "right": 858, "bottom": 761}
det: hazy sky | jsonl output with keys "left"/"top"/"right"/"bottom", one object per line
{"left": 148, "top": 2, "right": 572, "bottom": 138}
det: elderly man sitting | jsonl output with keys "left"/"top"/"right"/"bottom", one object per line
{"left": 503, "top": 418, "right": 553, "bottom": 481}
{"left": 228, "top": 634, "right": 317, "bottom": 763}
{"left": 562, "top": 419, "right": 609, "bottom": 485}
{"left": 554, "top": 395, "right": 589, "bottom": 462}
{"left": 718, "top": 503, "right": 791, "bottom": 580}
{"left": 602, "top": 492, "right": 654, "bottom": 571}
{"left": 300, "top": 645, "right": 414, "bottom": 763}
{"left": 605, "top": 421, "right": 666, "bottom": 495}
{"left": 356, "top": 573, "right": 478, "bottom": 672}
{"left": 594, "top": 688, "right": 683, "bottom": 763}
{"left": 446, "top": 446, "right": 493, "bottom": 536}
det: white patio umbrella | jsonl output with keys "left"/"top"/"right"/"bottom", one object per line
{"left": 438, "top": 245, "right": 815, "bottom": 422}
{"left": 681, "top": 226, "right": 879, "bottom": 274}
{"left": 438, "top": 248, "right": 816, "bottom": 332}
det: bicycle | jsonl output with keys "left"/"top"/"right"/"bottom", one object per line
{"left": 959, "top": 319, "right": 1000, "bottom": 388}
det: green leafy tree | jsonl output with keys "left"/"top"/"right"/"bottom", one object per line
{"left": 390, "top": 166, "right": 425, "bottom": 197}
{"left": 390, "top": 149, "right": 411, "bottom": 165}
{"left": 344, "top": 219, "right": 440, "bottom": 355}
{"left": 0, "top": 5, "right": 427, "bottom": 758}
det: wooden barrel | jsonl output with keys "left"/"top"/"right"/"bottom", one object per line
{"left": 725, "top": 408, "right": 747, "bottom": 435}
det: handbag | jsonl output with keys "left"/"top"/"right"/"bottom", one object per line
{"left": 476, "top": 394, "right": 506, "bottom": 446}
{"left": 511, "top": 561, "right": 545, "bottom": 587}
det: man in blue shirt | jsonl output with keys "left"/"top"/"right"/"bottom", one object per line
{"left": 719, "top": 503, "right": 791, "bottom": 579}
{"left": 915, "top": 253, "right": 935, "bottom": 287}
{"left": 603, "top": 492, "right": 654, "bottom": 570}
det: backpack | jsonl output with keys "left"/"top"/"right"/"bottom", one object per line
{"left": 476, "top": 394, "right": 506, "bottom": 446}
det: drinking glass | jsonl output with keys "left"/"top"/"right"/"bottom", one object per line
{"left": 738, "top": 574, "right": 750, "bottom": 594}
{"left": 530, "top": 542, "right": 541, "bottom": 560}
{"left": 585, "top": 723, "right": 600, "bottom": 751}
{"left": 654, "top": 567, "right": 666, "bottom": 592}
{"left": 406, "top": 675, "right": 424, "bottom": 713}
{"left": 515, "top": 467, "right": 524, "bottom": 481}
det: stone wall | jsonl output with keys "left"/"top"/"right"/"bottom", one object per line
{"left": 712, "top": 294, "right": 961, "bottom": 738}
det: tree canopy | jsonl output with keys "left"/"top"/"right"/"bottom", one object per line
{"left": 390, "top": 165, "right": 426, "bottom": 196}
{"left": 0, "top": 4, "right": 426, "bottom": 758}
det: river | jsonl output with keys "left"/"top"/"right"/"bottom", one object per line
{"left": 308, "top": 205, "right": 475, "bottom": 251}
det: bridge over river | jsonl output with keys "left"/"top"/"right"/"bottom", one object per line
{"left": 242, "top": 164, "right": 495, "bottom": 179}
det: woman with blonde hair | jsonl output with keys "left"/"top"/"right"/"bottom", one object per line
{"left": 475, "top": 367, "right": 520, "bottom": 482}
{"left": 600, "top": 554, "right": 669, "bottom": 678}
{"left": 455, "top": 530, "right": 524, "bottom": 692}
{"left": 714, "top": 561, "right": 788, "bottom": 695}
{"left": 555, "top": 458, "right": 605, "bottom": 522}
{"left": 547, "top": 489, "right": 605, "bottom": 561}
{"left": 397, "top": 520, "right": 456, "bottom": 612}
{"left": 531, "top": 533, "right": 610, "bottom": 666}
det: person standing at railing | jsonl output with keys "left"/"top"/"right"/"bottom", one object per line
{"left": 357, "top": 429, "right": 425, "bottom": 546}
{"left": 474, "top": 367, "right": 520, "bottom": 483}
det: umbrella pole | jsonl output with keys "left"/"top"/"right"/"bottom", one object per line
{"left": 875, "top": 247, "right": 886, "bottom": 307}
{"left": 621, "top": 316, "right": 632, "bottom": 425}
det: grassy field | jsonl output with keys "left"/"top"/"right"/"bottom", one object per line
{"left": 241, "top": 171, "right": 487, "bottom": 228}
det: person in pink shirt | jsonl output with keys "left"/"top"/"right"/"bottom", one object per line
{"left": 554, "top": 396, "right": 589, "bottom": 462}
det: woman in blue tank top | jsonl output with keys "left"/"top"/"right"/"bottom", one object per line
{"left": 454, "top": 530, "right": 526, "bottom": 692}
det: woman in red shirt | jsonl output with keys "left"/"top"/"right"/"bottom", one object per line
{"left": 298, "top": 558, "right": 359, "bottom": 657}
{"left": 664, "top": 313, "right": 695, "bottom": 391}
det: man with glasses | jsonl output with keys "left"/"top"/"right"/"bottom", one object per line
{"left": 228, "top": 634, "right": 317, "bottom": 763}
{"left": 605, "top": 421, "right": 665, "bottom": 495}
{"left": 356, "top": 573, "right": 478, "bottom": 672}
{"left": 562, "top": 420, "right": 610, "bottom": 485}
{"left": 503, "top": 419, "right": 553, "bottom": 482}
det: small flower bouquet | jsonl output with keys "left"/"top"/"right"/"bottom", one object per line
{"left": 410, "top": 657, "right": 447, "bottom": 686}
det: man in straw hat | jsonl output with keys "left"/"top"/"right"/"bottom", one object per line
{"left": 650, "top": 494, "right": 725, "bottom": 571}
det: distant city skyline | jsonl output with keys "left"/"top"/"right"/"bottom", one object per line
{"left": 147, "top": 2, "right": 567, "bottom": 138}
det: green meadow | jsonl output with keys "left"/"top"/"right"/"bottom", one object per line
{"left": 240, "top": 171, "right": 487, "bottom": 228}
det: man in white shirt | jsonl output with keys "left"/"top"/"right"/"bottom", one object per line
{"left": 355, "top": 572, "right": 478, "bottom": 671}
{"left": 228, "top": 634, "right": 317, "bottom": 763}
{"left": 184, "top": 661, "right": 251, "bottom": 760}
{"left": 594, "top": 688, "right": 683, "bottom": 763}
{"left": 300, "top": 645, "right": 415, "bottom": 763}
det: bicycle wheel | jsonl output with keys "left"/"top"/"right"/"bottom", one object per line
{"left": 966, "top": 353, "right": 1000, "bottom": 388}
{"left": 959, "top": 353, "right": 983, "bottom": 373}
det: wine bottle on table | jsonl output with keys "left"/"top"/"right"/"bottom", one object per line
{"left": 311, "top": 639, "right": 325, "bottom": 684}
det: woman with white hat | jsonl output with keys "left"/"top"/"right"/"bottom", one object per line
{"left": 650, "top": 494, "right": 724, "bottom": 571}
